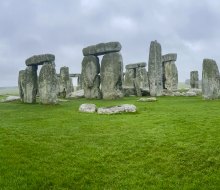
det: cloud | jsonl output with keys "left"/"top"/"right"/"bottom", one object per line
{"left": 0, "top": 0, "right": 220, "bottom": 86}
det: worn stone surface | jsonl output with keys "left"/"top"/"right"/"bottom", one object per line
{"left": 59, "top": 67, "right": 73, "bottom": 97}
{"left": 185, "top": 91, "right": 197, "bottom": 96}
{"left": 19, "top": 66, "right": 38, "bottom": 103}
{"left": 202, "top": 59, "right": 220, "bottom": 99}
{"left": 162, "top": 53, "right": 177, "bottom": 62}
{"left": 67, "top": 89, "right": 84, "bottom": 98}
{"left": 163, "top": 61, "right": 178, "bottom": 91}
{"left": 188, "top": 88, "right": 202, "bottom": 95}
{"left": 101, "top": 52, "right": 123, "bottom": 99}
{"left": 38, "top": 63, "right": 58, "bottom": 104}
{"left": 134, "top": 78, "right": 142, "bottom": 97}
{"left": 18, "top": 70, "right": 25, "bottom": 102}
{"left": 83, "top": 42, "right": 121, "bottom": 56}
{"left": 25, "top": 54, "right": 55, "bottom": 66}
{"left": 190, "top": 71, "right": 199, "bottom": 89}
{"left": 124, "top": 68, "right": 135, "bottom": 88}
{"left": 1, "top": 96, "right": 20, "bottom": 102}
{"left": 79, "top": 104, "right": 97, "bottom": 113}
{"left": 148, "top": 41, "right": 163, "bottom": 96}
{"left": 136, "top": 67, "right": 149, "bottom": 90}
{"left": 81, "top": 55, "right": 101, "bottom": 99}
{"left": 97, "top": 104, "right": 136, "bottom": 114}
{"left": 125, "top": 62, "right": 146, "bottom": 69}
{"left": 137, "top": 97, "right": 157, "bottom": 102}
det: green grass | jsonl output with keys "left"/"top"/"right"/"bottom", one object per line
{"left": 0, "top": 96, "right": 220, "bottom": 190}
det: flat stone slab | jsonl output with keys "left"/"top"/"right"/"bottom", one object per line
{"left": 25, "top": 54, "right": 55, "bottom": 66}
{"left": 83, "top": 42, "right": 121, "bottom": 56}
{"left": 1, "top": 96, "right": 20, "bottom": 102}
{"left": 125, "top": 62, "right": 146, "bottom": 69}
{"left": 137, "top": 97, "right": 157, "bottom": 102}
{"left": 97, "top": 104, "right": 136, "bottom": 114}
{"left": 68, "top": 89, "right": 84, "bottom": 98}
{"left": 162, "top": 53, "right": 177, "bottom": 62}
{"left": 79, "top": 104, "right": 97, "bottom": 113}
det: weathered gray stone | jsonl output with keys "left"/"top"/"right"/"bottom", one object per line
{"left": 137, "top": 97, "right": 157, "bottom": 102}
{"left": 190, "top": 71, "right": 199, "bottom": 89}
{"left": 25, "top": 54, "right": 55, "bottom": 66}
{"left": 79, "top": 104, "right": 97, "bottom": 113}
{"left": 163, "top": 61, "right": 178, "bottom": 91}
{"left": 125, "top": 62, "right": 146, "bottom": 69}
{"left": 83, "top": 42, "right": 121, "bottom": 56}
{"left": 162, "top": 53, "right": 177, "bottom": 62}
{"left": 185, "top": 91, "right": 197, "bottom": 97}
{"left": 136, "top": 67, "right": 149, "bottom": 91}
{"left": 202, "top": 59, "right": 220, "bottom": 99}
{"left": 67, "top": 89, "right": 84, "bottom": 98}
{"left": 124, "top": 68, "right": 135, "bottom": 88}
{"left": 188, "top": 88, "right": 202, "bottom": 95}
{"left": 38, "top": 62, "right": 58, "bottom": 104}
{"left": 97, "top": 104, "right": 136, "bottom": 114}
{"left": 101, "top": 52, "right": 123, "bottom": 99}
{"left": 1, "top": 96, "right": 20, "bottom": 102}
{"left": 134, "top": 78, "right": 142, "bottom": 97}
{"left": 58, "top": 67, "right": 73, "bottom": 97}
{"left": 18, "top": 70, "right": 25, "bottom": 102}
{"left": 148, "top": 41, "right": 163, "bottom": 96}
{"left": 81, "top": 55, "right": 101, "bottom": 99}
{"left": 19, "top": 66, "right": 38, "bottom": 103}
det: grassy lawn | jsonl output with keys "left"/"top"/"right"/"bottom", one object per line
{"left": 0, "top": 96, "right": 219, "bottom": 189}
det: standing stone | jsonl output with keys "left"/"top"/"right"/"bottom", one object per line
{"left": 38, "top": 62, "right": 58, "bottom": 104}
{"left": 19, "top": 66, "right": 38, "bottom": 103}
{"left": 163, "top": 62, "right": 178, "bottom": 91}
{"left": 202, "top": 59, "right": 220, "bottom": 99}
{"left": 18, "top": 70, "right": 26, "bottom": 102}
{"left": 59, "top": 67, "right": 73, "bottom": 96}
{"left": 124, "top": 68, "right": 135, "bottom": 87}
{"left": 101, "top": 52, "right": 123, "bottom": 99}
{"left": 136, "top": 67, "right": 149, "bottom": 91}
{"left": 190, "top": 71, "right": 199, "bottom": 89}
{"left": 148, "top": 41, "right": 163, "bottom": 96}
{"left": 81, "top": 55, "right": 101, "bottom": 99}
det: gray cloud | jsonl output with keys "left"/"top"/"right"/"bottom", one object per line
{"left": 1, "top": 0, "right": 220, "bottom": 86}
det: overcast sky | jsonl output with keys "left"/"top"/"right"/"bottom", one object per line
{"left": 0, "top": 0, "right": 220, "bottom": 86}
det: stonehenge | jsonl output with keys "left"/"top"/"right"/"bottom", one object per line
{"left": 162, "top": 53, "right": 178, "bottom": 91}
{"left": 81, "top": 41, "right": 123, "bottom": 99}
{"left": 17, "top": 40, "right": 220, "bottom": 103}
{"left": 202, "top": 59, "right": 220, "bottom": 99}
{"left": 190, "top": 71, "right": 199, "bottom": 89}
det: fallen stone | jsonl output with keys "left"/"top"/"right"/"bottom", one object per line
{"left": 162, "top": 53, "right": 177, "bottom": 62}
{"left": 188, "top": 88, "right": 202, "bottom": 95}
{"left": 137, "top": 97, "right": 157, "bottom": 102}
{"left": 79, "top": 104, "right": 97, "bottom": 113}
{"left": 185, "top": 91, "right": 197, "bottom": 97}
{"left": 97, "top": 104, "right": 136, "bottom": 114}
{"left": 25, "top": 54, "right": 55, "bottom": 66}
{"left": 125, "top": 62, "right": 146, "bottom": 69}
{"left": 83, "top": 42, "right": 122, "bottom": 56}
{"left": 67, "top": 89, "right": 84, "bottom": 98}
{"left": 1, "top": 96, "right": 20, "bottom": 102}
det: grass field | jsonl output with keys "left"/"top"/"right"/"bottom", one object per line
{"left": 0, "top": 95, "right": 220, "bottom": 189}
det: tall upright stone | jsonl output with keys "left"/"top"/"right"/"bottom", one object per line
{"left": 162, "top": 53, "right": 178, "bottom": 91}
{"left": 81, "top": 55, "right": 101, "bottom": 99}
{"left": 18, "top": 70, "right": 26, "bottom": 102}
{"left": 59, "top": 67, "right": 73, "bottom": 96}
{"left": 124, "top": 68, "right": 135, "bottom": 88}
{"left": 101, "top": 52, "right": 123, "bottom": 99}
{"left": 190, "top": 71, "right": 199, "bottom": 89}
{"left": 38, "top": 62, "right": 58, "bottom": 104}
{"left": 148, "top": 41, "right": 163, "bottom": 96}
{"left": 202, "top": 59, "right": 220, "bottom": 99}
{"left": 18, "top": 66, "right": 38, "bottom": 103}
{"left": 136, "top": 67, "right": 149, "bottom": 91}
